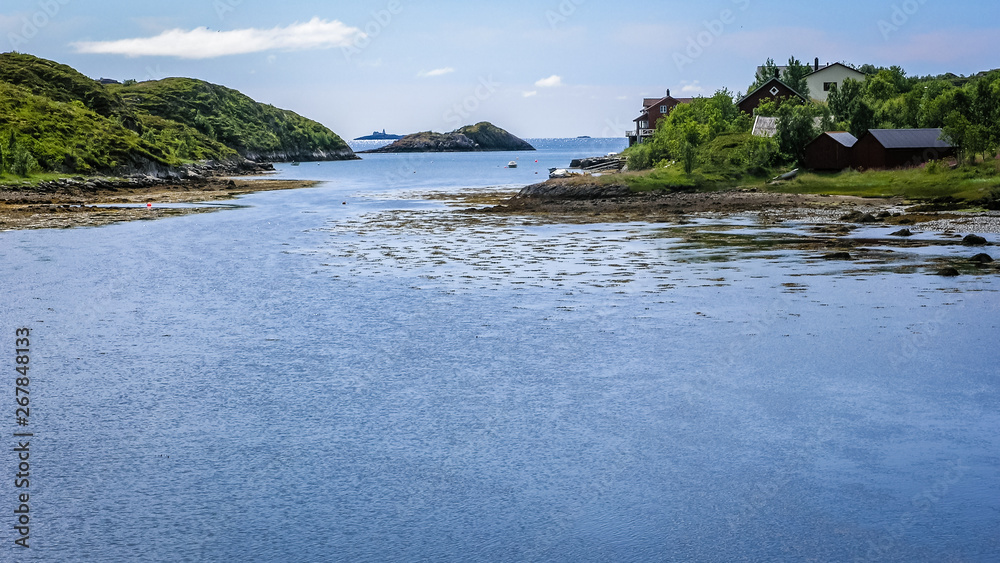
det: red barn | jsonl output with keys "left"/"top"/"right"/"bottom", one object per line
{"left": 851, "top": 129, "right": 955, "bottom": 170}
{"left": 804, "top": 132, "right": 858, "bottom": 171}
{"left": 736, "top": 77, "right": 806, "bottom": 114}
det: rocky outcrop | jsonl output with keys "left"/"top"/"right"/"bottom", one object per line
{"left": 969, "top": 253, "right": 994, "bottom": 263}
{"left": 370, "top": 122, "right": 534, "bottom": 153}
{"left": 515, "top": 181, "right": 632, "bottom": 200}
{"left": 20, "top": 159, "right": 276, "bottom": 192}
{"left": 962, "top": 234, "right": 988, "bottom": 246}
{"left": 242, "top": 147, "right": 359, "bottom": 162}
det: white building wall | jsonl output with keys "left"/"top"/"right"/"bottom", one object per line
{"left": 807, "top": 65, "right": 867, "bottom": 102}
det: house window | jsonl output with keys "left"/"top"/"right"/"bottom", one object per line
{"left": 660, "top": 105, "right": 671, "bottom": 114}
{"left": 769, "top": 86, "right": 780, "bottom": 96}
{"left": 639, "top": 120, "right": 649, "bottom": 129}
{"left": 824, "top": 82, "right": 838, "bottom": 92}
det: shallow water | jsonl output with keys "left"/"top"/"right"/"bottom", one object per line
{"left": 1, "top": 139, "right": 998, "bottom": 562}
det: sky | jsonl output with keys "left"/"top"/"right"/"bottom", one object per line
{"left": 2, "top": 0, "right": 999, "bottom": 139}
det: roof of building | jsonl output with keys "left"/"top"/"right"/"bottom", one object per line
{"left": 753, "top": 116, "right": 826, "bottom": 138}
{"left": 738, "top": 77, "right": 807, "bottom": 105}
{"left": 865, "top": 128, "right": 952, "bottom": 149}
{"left": 806, "top": 62, "right": 866, "bottom": 78}
{"left": 752, "top": 116, "right": 778, "bottom": 137}
{"left": 823, "top": 132, "right": 859, "bottom": 147}
{"left": 755, "top": 62, "right": 865, "bottom": 79}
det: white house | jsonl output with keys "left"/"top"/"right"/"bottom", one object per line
{"left": 806, "top": 62, "right": 867, "bottom": 102}
{"left": 754, "top": 59, "right": 868, "bottom": 102}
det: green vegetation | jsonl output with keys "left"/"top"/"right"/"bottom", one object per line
{"left": 623, "top": 89, "right": 775, "bottom": 185}
{"left": 747, "top": 57, "right": 813, "bottom": 98}
{"left": 620, "top": 60, "right": 1000, "bottom": 205}
{"left": 828, "top": 66, "right": 1000, "bottom": 162}
{"left": 0, "top": 52, "right": 352, "bottom": 178}
{"left": 767, "top": 162, "right": 1000, "bottom": 204}
{"left": 112, "top": 78, "right": 351, "bottom": 158}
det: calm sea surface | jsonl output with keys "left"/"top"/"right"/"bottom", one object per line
{"left": 1, "top": 138, "right": 998, "bottom": 562}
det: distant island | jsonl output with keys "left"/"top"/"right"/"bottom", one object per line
{"left": 354, "top": 130, "right": 405, "bottom": 141}
{"left": 368, "top": 122, "right": 535, "bottom": 153}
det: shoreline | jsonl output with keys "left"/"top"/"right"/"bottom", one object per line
{"left": 0, "top": 177, "right": 319, "bottom": 231}
{"left": 472, "top": 179, "right": 1000, "bottom": 234}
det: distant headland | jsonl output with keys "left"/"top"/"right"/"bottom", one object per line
{"left": 366, "top": 122, "right": 535, "bottom": 153}
{"left": 354, "top": 130, "right": 404, "bottom": 141}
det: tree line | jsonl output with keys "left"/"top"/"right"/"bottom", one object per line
{"left": 626, "top": 59, "right": 1000, "bottom": 174}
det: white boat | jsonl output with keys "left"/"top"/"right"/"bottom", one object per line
{"left": 507, "top": 161, "right": 518, "bottom": 168}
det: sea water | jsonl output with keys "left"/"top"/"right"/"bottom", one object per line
{"left": 1, "top": 139, "right": 998, "bottom": 562}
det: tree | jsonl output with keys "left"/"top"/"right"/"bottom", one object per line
{"left": 782, "top": 57, "right": 812, "bottom": 98}
{"left": 827, "top": 77, "right": 864, "bottom": 121}
{"left": 775, "top": 103, "right": 823, "bottom": 164}
{"left": 942, "top": 111, "right": 971, "bottom": 164}
{"left": 849, "top": 100, "right": 876, "bottom": 138}
{"left": 7, "top": 134, "right": 38, "bottom": 177}
{"left": 748, "top": 58, "right": 779, "bottom": 93}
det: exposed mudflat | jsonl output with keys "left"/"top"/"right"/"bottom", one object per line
{"left": 0, "top": 179, "right": 319, "bottom": 230}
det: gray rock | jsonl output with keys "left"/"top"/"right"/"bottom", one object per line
{"left": 821, "top": 252, "right": 853, "bottom": 260}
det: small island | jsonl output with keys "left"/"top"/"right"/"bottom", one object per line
{"left": 368, "top": 122, "right": 535, "bottom": 153}
{"left": 354, "top": 130, "right": 404, "bottom": 141}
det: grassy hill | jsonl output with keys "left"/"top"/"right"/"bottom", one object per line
{"left": 0, "top": 53, "right": 353, "bottom": 178}
{"left": 112, "top": 78, "right": 354, "bottom": 161}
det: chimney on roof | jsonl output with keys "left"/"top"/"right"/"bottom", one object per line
{"left": 666, "top": 88, "right": 671, "bottom": 97}
{"left": 815, "top": 57, "right": 820, "bottom": 71}
{"left": 774, "top": 68, "right": 780, "bottom": 78}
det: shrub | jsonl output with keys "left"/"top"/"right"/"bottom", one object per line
{"left": 10, "top": 142, "right": 38, "bottom": 176}
{"left": 925, "top": 159, "right": 945, "bottom": 174}
{"left": 625, "top": 143, "right": 653, "bottom": 171}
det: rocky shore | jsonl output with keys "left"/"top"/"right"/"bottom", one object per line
{"left": 0, "top": 159, "right": 314, "bottom": 230}
{"left": 479, "top": 178, "right": 1000, "bottom": 234}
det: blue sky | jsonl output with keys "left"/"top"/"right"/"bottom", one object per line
{"left": 2, "top": 0, "right": 999, "bottom": 138}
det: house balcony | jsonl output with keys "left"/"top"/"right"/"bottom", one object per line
{"left": 625, "top": 129, "right": 655, "bottom": 138}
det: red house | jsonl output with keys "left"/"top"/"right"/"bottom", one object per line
{"left": 736, "top": 77, "right": 806, "bottom": 114}
{"left": 627, "top": 89, "right": 693, "bottom": 146}
{"left": 851, "top": 129, "right": 955, "bottom": 170}
{"left": 804, "top": 132, "right": 858, "bottom": 171}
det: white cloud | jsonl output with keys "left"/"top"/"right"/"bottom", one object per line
{"left": 680, "top": 81, "right": 705, "bottom": 95}
{"left": 523, "top": 91, "right": 538, "bottom": 98}
{"left": 417, "top": 67, "right": 455, "bottom": 78}
{"left": 71, "top": 17, "right": 365, "bottom": 59}
{"left": 535, "top": 75, "right": 563, "bottom": 88}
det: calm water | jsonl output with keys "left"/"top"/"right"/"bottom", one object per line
{"left": 1, "top": 139, "right": 998, "bottom": 562}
